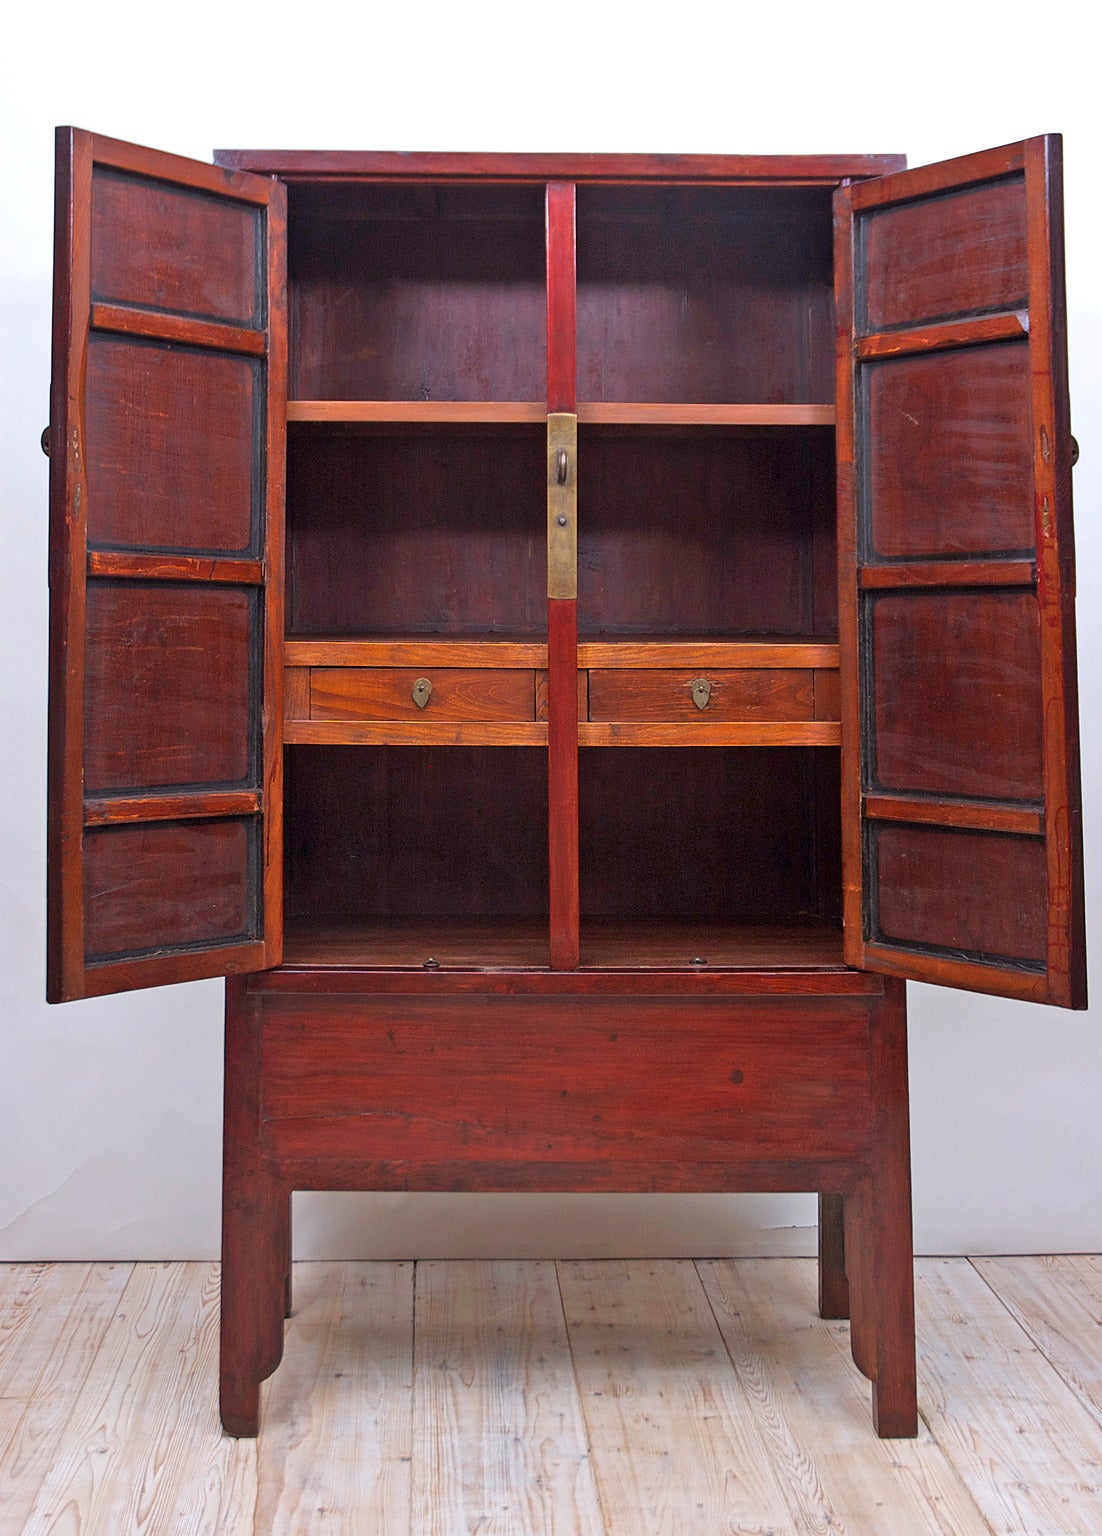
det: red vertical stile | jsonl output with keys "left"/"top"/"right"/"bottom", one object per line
{"left": 546, "top": 181, "right": 579, "bottom": 969}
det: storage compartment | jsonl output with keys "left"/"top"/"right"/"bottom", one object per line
{"left": 283, "top": 745, "right": 549, "bottom": 967}
{"left": 287, "top": 182, "right": 546, "bottom": 402}
{"left": 577, "top": 425, "right": 837, "bottom": 639}
{"left": 576, "top": 186, "right": 834, "bottom": 405}
{"left": 286, "top": 424, "right": 546, "bottom": 638}
{"left": 578, "top": 746, "right": 842, "bottom": 967}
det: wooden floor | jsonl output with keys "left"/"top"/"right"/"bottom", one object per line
{"left": 3, "top": 1257, "right": 1102, "bottom": 1534}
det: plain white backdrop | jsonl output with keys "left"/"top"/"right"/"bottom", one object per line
{"left": 1, "top": 0, "right": 1099, "bottom": 1261}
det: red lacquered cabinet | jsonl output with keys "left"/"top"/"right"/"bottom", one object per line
{"left": 46, "top": 131, "right": 1084, "bottom": 1438}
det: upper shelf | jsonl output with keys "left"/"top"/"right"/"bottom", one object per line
{"left": 286, "top": 401, "right": 837, "bottom": 426}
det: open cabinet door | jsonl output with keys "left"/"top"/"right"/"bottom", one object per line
{"left": 47, "top": 129, "right": 286, "bottom": 1001}
{"left": 836, "top": 136, "right": 1085, "bottom": 1007}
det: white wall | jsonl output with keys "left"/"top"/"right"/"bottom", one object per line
{"left": 2, "top": 0, "right": 1099, "bottom": 1261}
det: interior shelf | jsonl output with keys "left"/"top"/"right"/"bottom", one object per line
{"left": 287, "top": 401, "right": 836, "bottom": 426}
{"left": 279, "top": 916, "right": 844, "bottom": 972}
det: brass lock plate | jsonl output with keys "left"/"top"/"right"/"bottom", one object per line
{"left": 412, "top": 677, "right": 432, "bottom": 709}
{"left": 691, "top": 677, "right": 712, "bottom": 710}
{"left": 547, "top": 412, "right": 577, "bottom": 600}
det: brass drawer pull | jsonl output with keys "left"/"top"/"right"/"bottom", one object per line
{"left": 412, "top": 677, "right": 432, "bottom": 709}
{"left": 691, "top": 677, "right": 712, "bottom": 710}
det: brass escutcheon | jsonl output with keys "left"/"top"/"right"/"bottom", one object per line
{"left": 691, "top": 678, "right": 712, "bottom": 710}
{"left": 412, "top": 677, "right": 432, "bottom": 709}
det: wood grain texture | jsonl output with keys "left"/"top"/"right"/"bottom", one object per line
{"left": 577, "top": 638, "right": 839, "bottom": 668}
{"left": 288, "top": 399, "right": 545, "bottom": 422}
{"left": 588, "top": 667, "right": 815, "bottom": 723}
{"left": 83, "top": 817, "right": 257, "bottom": 962}
{"left": 19, "top": 1263, "right": 257, "bottom": 1536}
{"left": 216, "top": 148, "right": 906, "bottom": 181}
{"left": 286, "top": 636, "right": 548, "bottom": 668}
{"left": 83, "top": 582, "right": 254, "bottom": 792}
{"left": 412, "top": 1261, "right": 603, "bottom": 1536}
{"left": 862, "top": 175, "right": 1027, "bottom": 331}
{"left": 869, "top": 589, "right": 1044, "bottom": 802}
{"left": 548, "top": 599, "right": 580, "bottom": 969}
{"left": 285, "top": 745, "right": 548, "bottom": 921}
{"left": 702, "top": 1258, "right": 994, "bottom": 1533}
{"left": 871, "top": 823, "right": 1048, "bottom": 965}
{"left": 256, "top": 1263, "right": 414, "bottom": 1533}
{"left": 0, "top": 1264, "right": 134, "bottom": 1533}
{"left": 286, "top": 428, "right": 545, "bottom": 637}
{"left": 309, "top": 667, "right": 536, "bottom": 722}
{"left": 576, "top": 402, "right": 835, "bottom": 425}
{"left": 836, "top": 137, "right": 1084, "bottom": 1007}
{"left": 915, "top": 1259, "right": 1102, "bottom": 1535}
{"left": 855, "top": 309, "right": 1028, "bottom": 360}
{"left": 90, "top": 301, "right": 266, "bottom": 356}
{"left": 90, "top": 166, "right": 260, "bottom": 324}
{"left": 577, "top": 428, "right": 836, "bottom": 639}
{"left": 865, "top": 341, "right": 1035, "bottom": 559}
{"left": 284, "top": 720, "right": 549, "bottom": 746}
{"left": 289, "top": 181, "right": 545, "bottom": 401}
{"left": 259, "top": 992, "right": 875, "bottom": 1175}
{"left": 578, "top": 722, "right": 840, "bottom": 746}
{"left": 560, "top": 1259, "right": 798, "bottom": 1534}
{"left": 85, "top": 333, "right": 258, "bottom": 554}
{"left": 577, "top": 185, "right": 834, "bottom": 404}
{"left": 47, "top": 129, "right": 282, "bottom": 1002}
{"left": 971, "top": 1256, "right": 1102, "bottom": 1433}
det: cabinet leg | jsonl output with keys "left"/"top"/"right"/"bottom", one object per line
{"left": 220, "top": 979, "right": 288, "bottom": 1438}
{"left": 817, "top": 1193, "right": 849, "bottom": 1319}
{"left": 844, "top": 1184, "right": 877, "bottom": 1380}
{"left": 283, "top": 1192, "right": 294, "bottom": 1319}
{"left": 860, "top": 980, "right": 918, "bottom": 1439}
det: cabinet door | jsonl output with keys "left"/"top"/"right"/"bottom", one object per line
{"left": 836, "top": 135, "right": 1084, "bottom": 1007}
{"left": 47, "top": 128, "right": 286, "bottom": 1001}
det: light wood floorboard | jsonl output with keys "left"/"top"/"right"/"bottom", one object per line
{"left": 256, "top": 1261, "right": 414, "bottom": 1534}
{"left": 3, "top": 1256, "right": 1102, "bottom": 1533}
{"left": 412, "top": 1259, "right": 603, "bottom": 1536}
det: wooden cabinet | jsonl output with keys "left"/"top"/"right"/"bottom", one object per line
{"left": 46, "top": 131, "right": 1084, "bottom": 1439}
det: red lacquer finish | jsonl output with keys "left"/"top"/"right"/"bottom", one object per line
{"left": 47, "top": 134, "right": 1085, "bottom": 1447}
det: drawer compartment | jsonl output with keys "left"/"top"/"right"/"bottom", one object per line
{"left": 310, "top": 667, "right": 535, "bottom": 722}
{"left": 588, "top": 668, "right": 815, "bottom": 722}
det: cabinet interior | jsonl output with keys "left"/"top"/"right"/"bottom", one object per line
{"left": 281, "top": 180, "right": 844, "bottom": 970}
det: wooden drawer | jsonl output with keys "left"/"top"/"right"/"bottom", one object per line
{"left": 588, "top": 668, "right": 816, "bottom": 722}
{"left": 310, "top": 667, "right": 535, "bottom": 722}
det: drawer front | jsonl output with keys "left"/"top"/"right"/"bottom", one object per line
{"left": 310, "top": 668, "right": 535, "bottom": 722}
{"left": 588, "top": 668, "right": 815, "bottom": 722}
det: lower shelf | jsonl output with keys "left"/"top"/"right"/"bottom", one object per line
{"left": 280, "top": 917, "right": 845, "bottom": 972}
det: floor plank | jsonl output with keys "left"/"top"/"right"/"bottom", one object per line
{"left": 972, "top": 1256, "right": 1102, "bottom": 1433}
{"left": 699, "top": 1257, "right": 993, "bottom": 1536}
{"left": 412, "top": 1259, "right": 604, "bottom": 1536}
{"left": 18, "top": 1262, "right": 257, "bottom": 1536}
{"left": 0, "top": 1263, "right": 133, "bottom": 1532}
{"left": 256, "top": 1261, "right": 414, "bottom": 1534}
{"left": 558, "top": 1257, "right": 796, "bottom": 1536}
{"left": 915, "top": 1258, "right": 1102, "bottom": 1536}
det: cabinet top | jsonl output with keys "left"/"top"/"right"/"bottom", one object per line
{"left": 211, "top": 149, "right": 906, "bottom": 183}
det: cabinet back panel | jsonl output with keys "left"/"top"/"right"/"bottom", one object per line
{"left": 579, "top": 747, "right": 841, "bottom": 921}
{"left": 288, "top": 183, "right": 546, "bottom": 401}
{"left": 577, "top": 428, "right": 836, "bottom": 637}
{"left": 287, "top": 429, "right": 547, "bottom": 636}
{"left": 577, "top": 187, "right": 834, "bottom": 404}
{"left": 285, "top": 746, "right": 548, "bottom": 918}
